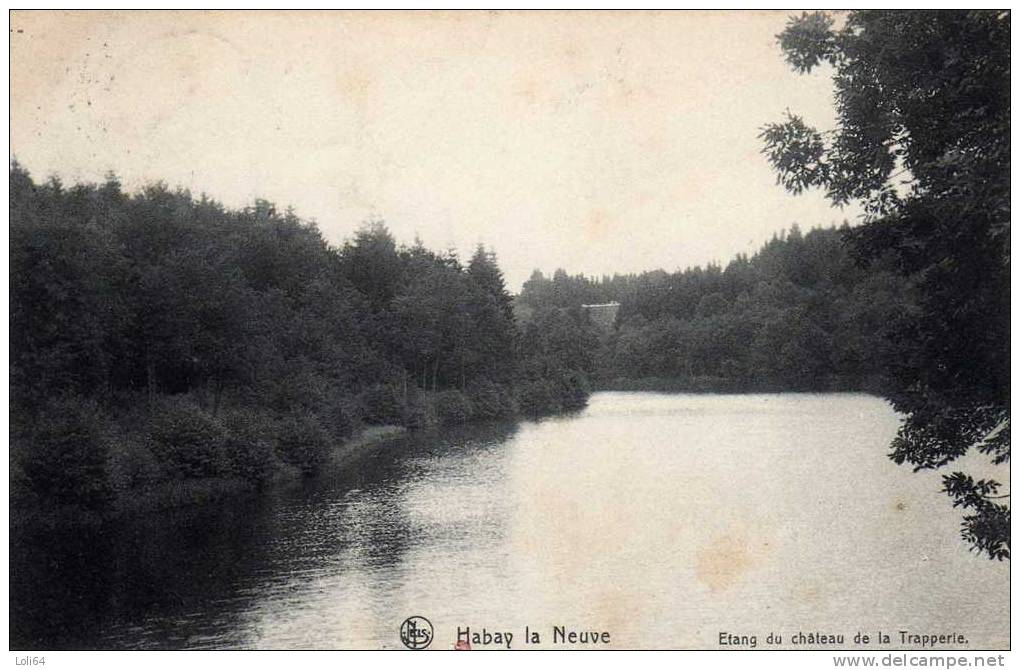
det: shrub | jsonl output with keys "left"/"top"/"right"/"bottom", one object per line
{"left": 400, "top": 388, "right": 436, "bottom": 430}
{"left": 516, "top": 378, "right": 561, "bottom": 416}
{"left": 319, "top": 398, "right": 359, "bottom": 440}
{"left": 108, "top": 436, "right": 164, "bottom": 492}
{"left": 16, "top": 395, "right": 113, "bottom": 508}
{"left": 557, "top": 370, "right": 591, "bottom": 410}
{"left": 220, "top": 408, "right": 277, "bottom": 484}
{"left": 274, "top": 411, "right": 331, "bottom": 474}
{"left": 147, "top": 398, "right": 230, "bottom": 478}
{"left": 434, "top": 390, "right": 474, "bottom": 426}
{"left": 359, "top": 384, "right": 404, "bottom": 425}
{"left": 467, "top": 379, "right": 517, "bottom": 420}
{"left": 9, "top": 450, "right": 36, "bottom": 507}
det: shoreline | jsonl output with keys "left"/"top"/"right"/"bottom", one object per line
{"left": 328, "top": 424, "right": 407, "bottom": 468}
{"left": 594, "top": 376, "right": 884, "bottom": 395}
{"left": 10, "top": 423, "right": 410, "bottom": 528}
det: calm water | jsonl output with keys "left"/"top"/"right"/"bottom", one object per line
{"left": 10, "top": 392, "right": 1009, "bottom": 650}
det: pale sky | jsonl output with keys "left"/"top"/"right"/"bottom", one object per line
{"left": 10, "top": 10, "right": 858, "bottom": 290}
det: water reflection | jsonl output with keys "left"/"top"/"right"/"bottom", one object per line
{"left": 9, "top": 395, "right": 1009, "bottom": 649}
{"left": 10, "top": 421, "right": 520, "bottom": 649}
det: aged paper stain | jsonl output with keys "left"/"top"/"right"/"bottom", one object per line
{"left": 695, "top": 534, "right": 755, "bottom": 592}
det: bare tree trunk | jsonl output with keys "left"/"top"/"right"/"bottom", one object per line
{"left": 146, "top": 355, "right": 156, "bottom": 409}
{"left": 96, "top": 347, "right": 112, "bottom": 404}
{"left": 212, "top": 377, "right": 223, "bottom": 417}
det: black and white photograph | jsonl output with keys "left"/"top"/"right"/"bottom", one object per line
{"left": 7, "top": 8, "right": 1011, "bottom": 659}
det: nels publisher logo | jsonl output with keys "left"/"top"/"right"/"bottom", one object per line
{"left": 399, "top": 616, "right": 434, "bottom": 650}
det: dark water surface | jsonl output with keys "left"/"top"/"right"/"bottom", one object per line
{"left": 10, "top": 393, "right": 1009, "bottom": 649}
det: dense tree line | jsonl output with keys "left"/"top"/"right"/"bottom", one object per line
{"left": 518, "top": 224, "right": 913, "bottom": 392}
{"left": 10, "top": 164, "right": 595, "bottom": 511}
{"left": 762, "top": 10, "right": 1009, "bottom": 559}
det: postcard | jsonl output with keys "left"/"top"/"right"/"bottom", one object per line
{"left": 8, "top": 9, "right": 1010, "bottom": 659}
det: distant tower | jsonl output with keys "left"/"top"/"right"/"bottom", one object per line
{"left": 581, "top": 302, "right": 620, "bottom": 331}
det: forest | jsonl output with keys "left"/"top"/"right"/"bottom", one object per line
{"left": 10, "top": 8, "right": 1011, "bottom": 560}
{"left": 10, "top": 156, "right": 919, "bottom": 516}
{"left": 518, "top": 224, "right": 913, "bottom": 393}
{"left": 9, "top": 163, "right": 596, "bottom": 512}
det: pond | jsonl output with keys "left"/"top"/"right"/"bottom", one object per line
{"left": 9, "top": 392, "right": 1009, "bottom": 650}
